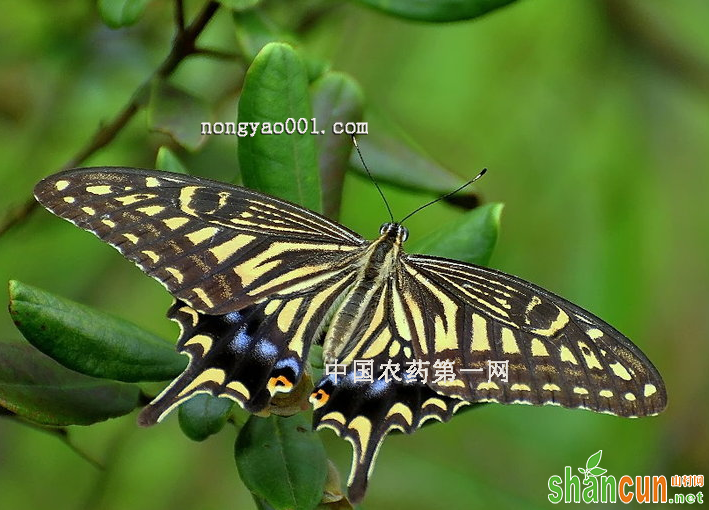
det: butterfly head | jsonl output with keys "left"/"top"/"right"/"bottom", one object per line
{"left": 379, "top": 222, "right": 409, "bottom": 243}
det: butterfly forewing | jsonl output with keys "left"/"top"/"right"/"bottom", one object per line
{"left": 402, "top": 255, "right": 667, "bottom": 417}
{"left": 34, "top": 168, "right": 365, "bottom": 315}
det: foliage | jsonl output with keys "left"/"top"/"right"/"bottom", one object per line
{"left": 1, "top": 0, "right": 707, "bottom": 509}
{"left": 0, "top": 1, "right": 506, "bottom": 508}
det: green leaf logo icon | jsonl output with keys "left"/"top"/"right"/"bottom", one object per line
{"left": 578, "top": 450, "right": 606, "bottom": 482}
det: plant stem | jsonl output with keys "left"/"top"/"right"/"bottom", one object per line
{"left": 0, "top": 1, "right": 221, "bottom": 239}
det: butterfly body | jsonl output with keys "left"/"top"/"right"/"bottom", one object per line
{"left": 322, "top": 222, "right": 406, "bottom": 364}
{"left": 34, "top": 167, "right": 667, "bottom": 503}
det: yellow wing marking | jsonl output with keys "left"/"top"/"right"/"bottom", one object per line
{"left": 102, "top": 219, "right": 116, "bottom": 228}
{"left": 248, "top": 264, "right": 333, "bottom": 296}
{"left": 137, "top": 205, "right": 165, "bottom": 216}
{"left": 587, "top": 328, "right": 603, "bottom": 339}
{"left": 320, "top": 411, "right": 346, "bottom": 425}
{"left": 177, "top": 368, "right": 226, "bottom": 397}
{"left": 208, "top": 234, "right": 256, "bottom": 264}
{"left": 511, "top": 383, "right": 531, "bottom": 391}
{"left": 542, "top": 383, "right": 561, "bottom": 392}
{"left": 192, "top": 287, "right": 215, "bottom": 308}
{"left": 347, "top": 416, "right": 372, "bottom": 458}
{"left": 391, "top": 286, "right": 412, "bottom": 341}
{"left": 236, "top": 242, "right": 353, "bottom": 289}
{"left": 186, "top": 226, "right": 219, "bottom": 245}
{"left": 528, "top": 306, "right": 570, "bottom": 336}
{"left": 178, "top": 186, "right": 200, "bottom": 215}
{"left": 81, "top": 206, "right": 96, "bottom": 215}
{"left": 115, "top": 193, "right": 157, "bottom": 205}
{"left": 560, "top": 345, "right": 578, "bottom": 365}
{"left": 413, "top": 273, "right": 460, "bottom": 352}
{"left": 163, "top": 217, "right": 190, "bottom": 230}
{"left": 226, "top": 381, "right": 250, "bottom": 399}
{"left": 55, "top": 180, "right": 70, "bottom": 191}
{"left": 404, "top": 292, "right": 427, "bottom": 355}
{"left": 145, "top": 177, "right": 160, "bottom": 187}
{"left": 178, "top": 305, "right": 199, "bottom": 326}
{"left": 64, "top": 197, "right": 76, "bottom": 204}
{"left": 142, "top": 250, "right": 160, "bottom": 263}
{"left": 276, "top": 298, "right": 303, "bottom": 333}
{"left": 356, "top": 291, "right": 388, "bottom": 354}
{"left": 573, "top": 387, "right": 589, "bottom": 395}
{"left": 422, "top": 398, "right": 447, "bottom": 410}
{"left": 438, "top": 274, "right": 512, "bottom": 319}
{"left": 644, "top": 384, "right": 657, "bottom": 397}
{"left": 530, "top": 338, "right": 549, "bottom": 356}
{"left": 476, "top": 381, "right": 499, "bottom": 390}
{"left": 578, "top": 341, "right": 603, "bottom": 370}
{"left": 290, "top": 279, "right": 348, "bottom": 357}
{"left": 123, "top": 233, "right": 139, "bottom": 244}
{"left": 609, "top": 362, "right": 632, "bottom": 381}
{"left": 264, "top": 299, "right": 281, "bottom": 316}
{"left": 624, "top": 392, "right": 636, "bottom": 401}
{"left": 470, "top": 314, "right": 490, "bottom": 352}
{"left": 165, "top": 267, "right": 184, "bottom": 284}
{"left": 524, "top": 295, "right": 543, "bottom": 324}
{"left": 360, "top": 329, "right": 393, "bottom": 359}
{"left": 184, "top": 334, "right": 213, "bottom": 353}
{"left": 599, "top": 389, "right": 613, "bottom": 398}
{"left": 434, "top": 378, "right": 465, "bottom": 389}
{"left": 385, "top": 403, "right": 413, "bottom": 425}
{"left": 501, "top": 328, "right": 520, "bottom": 354}
{"left": 86, "top": 185, "right": 112, "bottom": 195}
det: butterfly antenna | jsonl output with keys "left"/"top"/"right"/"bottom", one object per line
{"left": 352, "top": 135, "right": 394, "bottom": 223}
{"left": 399, "top": 168, "right": 487, "bottom": 224}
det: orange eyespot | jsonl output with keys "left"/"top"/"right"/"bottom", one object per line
{"left": 267, "top": 375, "right": 293, "bottom": 395}
{"left": 308, "top": 389, "right": 330, "bottom": 409}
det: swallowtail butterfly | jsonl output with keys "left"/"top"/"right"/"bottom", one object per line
{"left": 34, "top": 167, "right": 666, "bottom": 503}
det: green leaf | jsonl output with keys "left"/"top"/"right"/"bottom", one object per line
{"left": 588, "top": 467, "right": 607, "bottom": 477}
{"left": 349, "top": 128, "right": 481, "bottom": 210}
{"left": 178, "top": 394, "right": 234, "bottom": 441}
{"left": 219, "top": 0, "right": 261, "bottom": 11}
{"left": 238, "top": 42, "right": 322, "bottom": 210}
{"left": 97, "top": 0, "right": 151, "bottom": 28}
{"left": 148, "top": 80, "right": 210, "bottom": 152}
{"left": 0, "top": 343, "right": 140, "bottom": 426}
{"left": 311, "top": 72, "right": 365, "bottom": 219}
{"left": 410, "top": 203, "right": 503, "bottom": 266}
{"left": 352, "top": 0, "right": 517, "bottom": 22}
{"left": 586, "top": 450, "right": 602, "bottom": 470}
{"left": 155, "top": 146, "right": 189, "bottom": 174}
{"left": 235, "top": 414, "right": 327, "bottom": 510}
{"left": 8, "top": 280, "right": 187, "bottom": 383}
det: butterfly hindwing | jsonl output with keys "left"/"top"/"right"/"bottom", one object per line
{"left": 311, "top": 363, "right": 464, "bottom": 504}
{"left": 140, "top": 271, "right": 356, "bottom": 424}
{"left": 34, "top": 167, "right": 365, "bottom": 315}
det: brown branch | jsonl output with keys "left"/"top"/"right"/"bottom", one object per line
{"left": 0, "top": 1, "right": 220, "bottom": 238}
{"left": 175, "top": 0, "right": 186, "bottom": 35}
{"left": 1, "top": 410, "right": 104, "bottom": 469}
{"left": 194, "top": 47, "right": 245, "bottom": 62}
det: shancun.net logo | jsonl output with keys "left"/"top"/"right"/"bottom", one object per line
{"left": 548, "top": 450, "right": 704, "bottom": 504}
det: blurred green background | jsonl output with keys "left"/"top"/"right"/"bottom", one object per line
{"left": 1, "top": 0, "right": 707, "bottom": 509}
